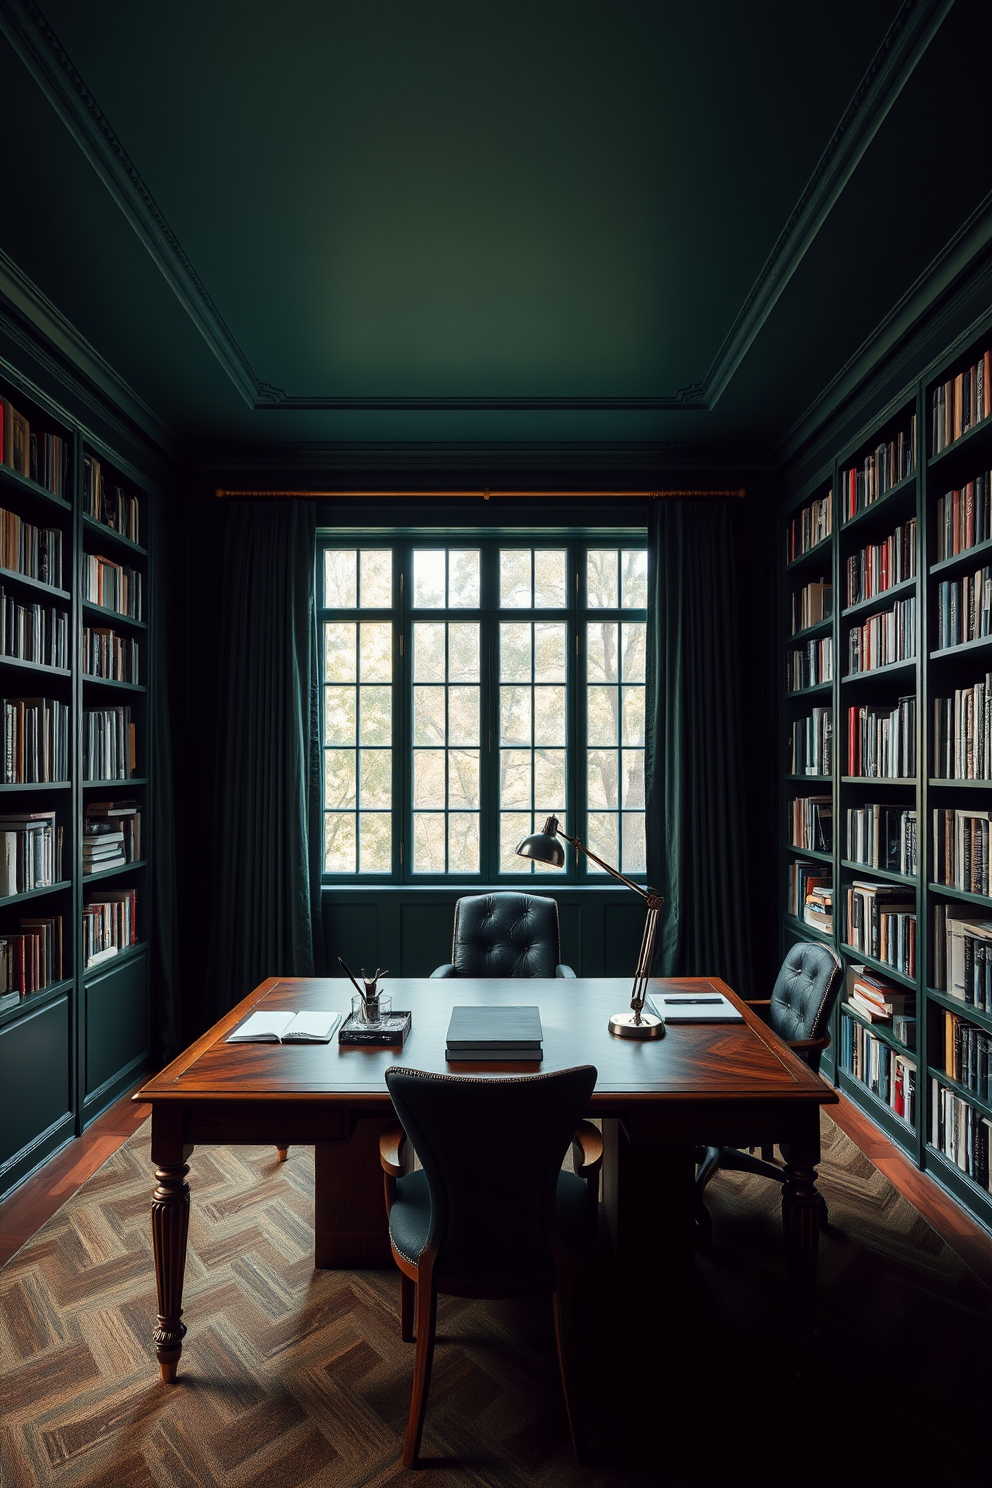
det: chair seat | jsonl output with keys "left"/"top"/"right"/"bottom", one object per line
{"left": 388, "top": 1168, "right": 597, "bottom": 1284}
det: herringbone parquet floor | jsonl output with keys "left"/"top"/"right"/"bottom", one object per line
{"left": 1, "top": 1116, "right": 989, "bottom": 1488}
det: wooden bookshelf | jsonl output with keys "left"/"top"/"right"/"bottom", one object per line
{"left": 781, "top": 323, "right": 992, "bottom": 1234}
{"left": 0, "top": 374, "right": 152, "bottom": 1202}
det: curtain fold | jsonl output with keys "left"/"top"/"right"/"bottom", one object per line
{"left": 205, "top": 500, "right": 322, "bottom": 1023}
{"left": 645, "top": 498, "right": 752, "bottom": 996}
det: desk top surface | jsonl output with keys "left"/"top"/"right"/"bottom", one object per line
{"left": 137, "top": 977, "right": 836, "bottom": 1108}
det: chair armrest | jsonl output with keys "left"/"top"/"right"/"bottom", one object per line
{"left": 745, "top": 998, "right": 773, "bottom": 1023}
{"left": 556, "top": 964, "right": 577, "bottom": 979}
{"left": 788, "top": 1033, "right": 831, "bottom": 1055}
{"left": 430, "top": 964, "right": 457, "bottom": 978}
{"left": 571, "top": 1120, "right": 604, "bottom": 1179}
{"left": 379, "top": 1122, "right": 408, "bottom": 1177}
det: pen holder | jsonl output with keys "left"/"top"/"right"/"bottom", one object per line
{"left": 353, "top": 992, "right": 391, "bottom": 1028}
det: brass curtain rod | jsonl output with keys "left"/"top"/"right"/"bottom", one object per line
{"left": 214, "top": 487, "right": 746, "bottom": 500}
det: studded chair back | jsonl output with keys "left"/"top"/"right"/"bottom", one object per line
{"left": 767, "top": 940, "right": 844, "bottom": 1070}
{"left": 449, "top": 892, "right": 563, "bottom": 978}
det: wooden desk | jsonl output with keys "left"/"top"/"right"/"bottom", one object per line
{"left": 135, "top": 975, "right": 836, "bottom": 1380}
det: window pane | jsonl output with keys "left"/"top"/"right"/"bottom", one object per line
{"left": 622, "top": 812, "right": 646, "bottom": 874}
{"left": 414, "top": 623, "right": 445, "bottom": 682}
{"left": 360, "top": 622, "right": 392, "bottom": 682}
{"left": 359, "top": 750, "right": 391, "bottom": 808}
{"left": 588, "top": 750, "right": 618, "bottom": 808}
{"left": 622, "top": 749, "right": 644, "bottom": 807}
{"left": 534, "top": 550, "right": 566, "bottom": 608}
{"left": 501, "top": 813, "right": 532, "bottom": 872}
{"left": 325, "top": 814, "right": 355, "bottom": 873}
{"left": 449, "top": 551, "right": 480, "bottom": 607}
{"left": 501, "top": 685, "right": 532, "bottom": 744}
{"left": 622, "top": 623, "right": 646, "bottom": 682}
{"left": 586, "top": 812, "right": 619, "bottom": 871}
{"left": 413, "top": 687, "right": 446, "bottom": 745}
{"left": 449, "top": 749, "right": 480, "bottom": 809}
{"left": 500, "top": 550, "right": 531, "bottom": 608}
{"left": 448, "top": 623, "right": 480, "bottom": 681}
{"left": 324, "top": 622, "right": 356, "bottom": 681}
{"left": 500, "top": 750, "right": 532, "bottom": 806}
{"left": 534, "top": 686, "right": 565, "bottom": 746}
{"left": 587, "top": 621, "right": 618, "bottom": 682}
{"left": 359, "top": 813, "right": 391, "bottom": 872}
{"left": 413, "top": 749, "right": 445, "bottom": 808}
{"left": 449, "top": 814, "right": 479, "bottom": 872}
{"left": 501, "top": 622, "right": 531, "bottom": 681}
{"left": 622, "top": 550, "right": 647, "bottom": 609}
{"left": 360, "top": 550, "right": 391, "bottom": 607}
{"left": 622, "top": 686, "right": 644, "bottom": 745}
{"left": 324, "top": 550, "right": 357, "bottom": 608}
{"left": 414, "top": 550, "right": 445, "bottom": 608}
{"left": 324, "top": 686, "right": 355, "bottom": 745}
{"left": 534, "top": 623, "right": 566, "bottom": 682}
{"left": 587, "top": 686, "right": 618, "bottom": 746}
{"left": 448, "top": 686, "right": 479, "bottom": 746}
{"left": 359, "top": 686, "right": 391, "bottom": 745}
{"left": 587, "top": 551, "right": 618, "bottom": 608}
{"left": 324, "top": 750, "right": 356, "bottom": 809}
{"left": 534, "top": 748, "right": 566, "bottom": 809}
{"left": 413, "top": 813, "right": 446, "bottom": 872}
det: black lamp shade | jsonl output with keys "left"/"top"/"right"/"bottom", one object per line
{"left": 515, "top": 816, "right": 565, "bottom": 867}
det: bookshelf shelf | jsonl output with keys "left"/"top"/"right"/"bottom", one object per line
{"left": 786, "top": 681, "right": 832, "bottom": 698}
{"left": 787, "top": 616, "right": 832, "bottom": 643}
{"left": 841, "top": 575, "right": 917, "bottom": 620}
{"left": 841, "top": 776, "right": 915, "bottom": 785}
{"left": 843, "top": 1000, "right": 916, "bottom": 1055}
{"left": 927, "top": 411, "right": 992, "bottom": 469}
{"left": 926, "top": 985, "right": 992, "bottom": 1031}
{"left": 786, "top": 845, "right": 832, "bottom": 863}
{"left": 841, "top": 657, "right": 917, "bottom": 683}
{"left": 785, "top": 913, "right": 832, "bottom": 941}
{"left": 840, "top": 860, "right": 916, "bottom": 886}
{"left": 930, "top": 535, "right": 992, "bottom": 576}
{"left": 838, "top": 944, "right": 917, "bottom": 989}
{"left": 0, "top": 376, "right": 154, "bottom": 1204}
{"left": 839, "top": 472, "right": 917, "bottom": 532}
{"left": 928, "top": 881, "right": 992, "bottom": 906}
{"left": 928, "top": 1066, "right": 992, "bottom": 1119}
{"left": 785, "top": 535, "right": 832, "bottom": 572}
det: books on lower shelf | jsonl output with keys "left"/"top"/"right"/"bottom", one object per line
{"left": 845, "top": 963, "right": 916, "bottom": 1026}
{"left": 790, "top": 580, "right": 832, "bottom": 634}
{"left": 934, "top": 471, "right": 992, "bottom": 560}
{"left": 82, "top": 706, "right": 136, "bottom": 780}
{"left": 83, "top": 456, "right": 140, "bottom": 545}
{"left": 933, "top": 809, "right": 992, "bottom": 897}
{"left": 786, "top": 490, "right": 832, "bottom": 561}
{"left": 846, "top": 697, "right": 916, "bottom": 777}
{"left": 0, "top": 914, "right": 63, "bottom": 993}
{"left": 82, "top": 887, "right": 137, "bottom": 967}
{"left": 2, "top": 696, "right": 69, "bottom": 782}
{"left": 787, "top": 861, "right": 830, "bottom": 919}
{"left": 936, "top": 568, "right": 992, "bottom": 648}
{"left": 0, "top": 506, "right": 64, "bottom": 588}
{"left": 933, "top": 678, "right": 992, "bottom": 779}
{"left": 227, "top": 1010, "right": 342, "bottom": 1043}
{"left": 804, "top": 885, "right": 833, "bottom": 933}
{"left": 790, "top": 796, "right": 832, "bottom": 852}
{"left": 84, "top": 554, "right": 142, "bottom": 620}
{"left": 786, "top": 637, "right": 832, "bottom": 691}
{"left": 845, "top": 519, "right": 916, "bottom": 606}
{"left": 932, "top": 350, "right": 991, "bottom": 454}
{"left": 840, "top": 417, "right": 916, "bottom": 518}
{"left": 841, "top": 1011, "right": 916, "bottom": 1124}
{"left": 1, "top": 587, "right": 68, "bottom": 668}
{"left": 790, "top": 706, "right": 831, "bottom": 776}
{"left": 846, "top": 803, "right": 917, "bottom": 876}
{"left": 0, "top": 810, "right": 63, "bottom": 894}
{"left": 83, "top": 801, "right": 140, "bottom": 874}
{"left": 931, "top": 1079, "right": 991, "bottom": 1193}
{"left": 0, "top": 397, "right": 69, "bottom": 497}
{"left": 940, "top": 1008, "right": 992, "bottom": 1103}
{"left": 845, "top": 881, "right": 916, "bottom": 976}
{"left": 445, "top": 1004, "right": 543, "bottom": 1061}
{"left": 932, "top": 902, "right": 992, "bottom": 1009}
{"left": 846, "top": 595, "right": 916, "bottom": 674}
{"left": 82, "top": 625, "right": 139, "bottom": 684}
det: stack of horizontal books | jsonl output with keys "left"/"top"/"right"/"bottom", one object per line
{"left": 445, "top": 1005, "right": 543, "bottom": 1062}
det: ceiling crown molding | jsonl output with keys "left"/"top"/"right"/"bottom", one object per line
{"left": 0, "top": 0, "right": 952, "bottom": 419}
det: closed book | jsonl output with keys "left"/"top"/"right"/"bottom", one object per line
{"left": 446, "top": 1044, "right": 542, "bottom": 1062}
{"left": 445, "top": 1005, "right": 543, "bottom": 1050}
{"left": 848, "top": 992, "right": 890, "bottom": 1022}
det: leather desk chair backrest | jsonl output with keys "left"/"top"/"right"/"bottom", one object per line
{"left": 384, "top": 1064, "right": 597, "bottom": 1285}
{"left": 767, "top": 940, "right": 845, "bottom": 1071}
{"left": 449, "top": 891, "right": 564, "bottom": 979}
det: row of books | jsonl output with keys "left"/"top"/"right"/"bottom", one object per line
{"left": 932, "top": 350, "right": 991, "bottom": 454}
{"left": 786, "top": 860, "right": 828, "bottom": 920}
{"left": 930, "top": 1080, "right": 991, "bottom": 1193}
{"left": 845, "top": 881, "right": 916, "bottom": 975}
{"left": 845, "top": 595, "right": 915, "bottom": 674}
{"left": 845, "top": 964, "right": 915, "bottom": 1035}
{"left": 790, "top": 580, "right": 831, "bottom": 635}
{"left": 933, "top": 902, "right": 992, "bottom": 1007}
{"left": 846, "top": 697, "right": 916, "bottom": 778}
{"left": 941, "top": 1009, "right": 992, "bottom": 1103}
{"left": 83, "top": 554, "right": 143, "bottom": 621}
{"left": 1, "top": 591, "right": 68, "bottom": 669}
{"left": 0, "top": 811, "right": 63, "bottom": 896}
{"left": 0, "top": 507, "right": 64, "bottom": 589}
{"left": 790, "top": 795, "right": 832, "bottom": 852}
{"left": 0, "top": 398, "right": 69, "bottom": 497}
{"left": 840, "top": 1013, "right": 917, "bottom": 1124}
{"left": 935, "top": 568, "right": 992, "bottom": 648}
{"left": 933, "top": 809, "right": 992, "bottom": 898}
{"left": 933, "top": 679, "right": 992, "bottom": 779}
{"left": 786, "top": 638, "right": 832, "bottom": 692}
{"left": 934, "top": 473, "right": 992, "bottom": 561}
{"left": 844, "top": 519, "right": 916, "bottom": 607}
{"left": 803, "top": 883, "right": 832, "bottom": 933}
{"left": 82, "top": 457, "right": 140, "bottom": 545}
{"left": 846, "top": 804, "right": 917, "bottom": 876}
{"left": 789, "top": 706, "right": 831, "bottom": 776}
{"left": 840, "top": 418, "right": 917, "bottom": 519}
{"left": 82, "top": 888, "right": 137, "bottom": 968}
{"left": 82, "top": 707, "right": 136, "bottom": 781}
{"left": 2, "top": 696, "right": 69, "bottom": 783}
{"left": 786, "top": 491, "right": 832, "bottom": 562}
{"left": 84, "top": 802, "right": 140, "bottom": 874}
{"left": 0, "top": 915, "right": 62, "bottom": 994}
{"left": 82, "top": 625, "right": 139, "bottom": 685}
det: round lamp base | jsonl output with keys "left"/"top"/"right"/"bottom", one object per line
{"left": 608, "top": 1011, "right": 665, "bottom": 1040}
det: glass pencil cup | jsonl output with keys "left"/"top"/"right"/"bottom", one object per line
{"left": 352, "top": 992, "right": 391, "bottom": 1028}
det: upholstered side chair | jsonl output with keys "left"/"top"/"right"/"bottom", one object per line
{"left": 429, "top": 891, "right": 576, "bottom": 978}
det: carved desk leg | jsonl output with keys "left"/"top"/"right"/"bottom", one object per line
{"left": 151, "top": 1160, "right": 190, "bottom": 1381}
{"left": 779, "top": 1136, "right": 821, "bottom": 1341}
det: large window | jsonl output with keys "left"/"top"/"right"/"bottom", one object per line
{"left": 318, "top": 537, "right": 647, "bottom": 881}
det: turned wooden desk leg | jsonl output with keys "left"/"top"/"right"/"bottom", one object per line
{"left": 151, "top": 1161, "right": 190, "bottom": 1382}
{"left": 779, "top": 1140, "right": 821, "bottom": 1337}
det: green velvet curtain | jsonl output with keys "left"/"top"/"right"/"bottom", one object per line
{"left": 205, "top": 500, "right": 323, "bottom": 1022}
{"left": 645, "top": 497, "right": 753, "bottom": 995}
{"left": 148, "top": 494, "right": 181, "bottom": 1058}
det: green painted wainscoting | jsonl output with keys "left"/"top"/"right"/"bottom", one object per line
{"left": 321, "top": 886, "right": 650, "bottom": 981}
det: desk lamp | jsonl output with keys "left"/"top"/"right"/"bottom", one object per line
{"left": 515, "top": 815, "right": 665, "bottom": 1039}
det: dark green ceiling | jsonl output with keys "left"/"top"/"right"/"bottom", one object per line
{"left": 0, "top": 0, "right": 989, "bottom": 470}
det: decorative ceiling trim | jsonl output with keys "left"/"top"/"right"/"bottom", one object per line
{"left": 190, "top": 442, "right": 777, "bottom": 476}
{"left": 0, "top": 0, "right": 951, "bottom": 418}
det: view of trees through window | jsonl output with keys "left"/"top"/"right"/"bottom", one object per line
{"left": 319, "top": 539, "right": 646, "bottom": 880}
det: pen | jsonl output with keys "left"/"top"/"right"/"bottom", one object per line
{"left": 663, "top": 997, "right": 722, "bottom": 1005}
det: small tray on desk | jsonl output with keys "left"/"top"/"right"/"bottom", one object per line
{"left": 338, "top": 1010, "right": 411, "bottom": 1046}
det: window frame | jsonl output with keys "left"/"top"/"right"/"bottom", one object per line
{"left": 317, "top": 530, "right": 647, "bottom": 885}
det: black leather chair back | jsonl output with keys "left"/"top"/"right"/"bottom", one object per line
{"left": 450, "top": 892, "right": 562, "bottom": 978}
{"left": 768, "top": 940, "right": 844, "bottom": 1069}
{"left": 385, "top": 1064, "right": 597, "bottom": 1284}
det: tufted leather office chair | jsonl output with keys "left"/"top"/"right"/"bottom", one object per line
{"left": 694, "top": 940, "right": 844, "bottom": 1248}
{"left": 430, "top": 892, "right": 576, "bottom": 979}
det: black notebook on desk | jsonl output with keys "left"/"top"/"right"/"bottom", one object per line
{"left": 445, "top": 1004, "right": 543, "bottom": 1061}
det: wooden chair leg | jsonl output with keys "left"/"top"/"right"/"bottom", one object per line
{"left": 551, "top": 1277, "right": 586, "bottom": 1465}
{"left": 276, "top": 1147, "right": 289, "bottom": 1162}
{"left": 400, "top": 1272, "right": 415, "bottom": 1343}
{"left": 403, "top": 1275, "right": 438, "bottom": 1469}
